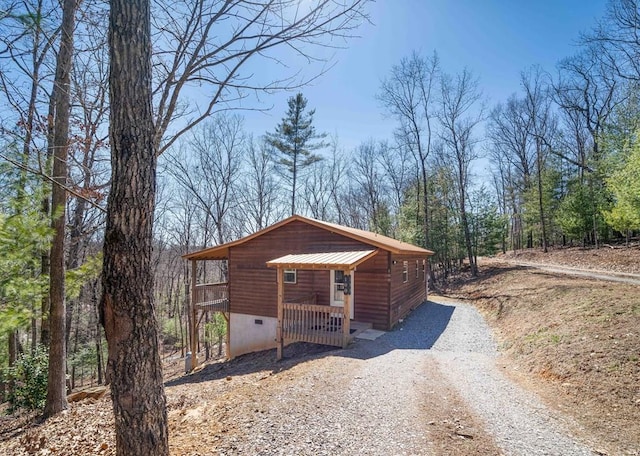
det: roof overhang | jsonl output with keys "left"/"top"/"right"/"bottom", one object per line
{"left": 266, "top": 250, "right": 378, "bottom": 270}
{"left": 183, "top": 246, "right": 230, "bottom": 261}
{"left": 183, "top": 214, "right": 435, "bottom": 261}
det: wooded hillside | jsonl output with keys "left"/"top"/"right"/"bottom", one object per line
{"left": 0, "top": 0, "right": 638, "bottom": 438}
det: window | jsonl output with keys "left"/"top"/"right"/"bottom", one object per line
{"left": 422, "top": 259, "right": 426, "bottom": 282}
{"left": 402, "top": 261, "right": 408, "bottom": 283}
{"left": 284, "top": 269, "right": 297, "bottom": 284}
{"left": 416, "top": 260, "right": 419, "bottom": 279}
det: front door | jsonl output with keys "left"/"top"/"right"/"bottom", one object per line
{"left": 330, "top": 270, "right": 354, "bottom": 319}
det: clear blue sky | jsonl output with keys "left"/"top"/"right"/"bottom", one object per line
{"left": 242, "top": 0, "right": 608, "bottom": 156}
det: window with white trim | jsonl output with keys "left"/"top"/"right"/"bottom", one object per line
{"left": 284, "top": 269, "right": 297, "bottom": 284}
{"left": 402, "top": 261, "right": 408, "bottom": 283}
{"left": 422, "top": 259, "right": 426, "bottom": 281}
{"left": 416, "top": 260, "right": 419, "bottom": 279}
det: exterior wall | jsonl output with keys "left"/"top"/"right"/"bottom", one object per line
{"left": 228, "top": 220, "right": 383, "bottom": 318}
{"left": 228, "top": 312, "right": 277, "bottom": 358}
{"left": 389, "top": 254, "right": 428, "bottom": 328}
{"left": 353, "top": 251, "right": 390, "bottom": 330}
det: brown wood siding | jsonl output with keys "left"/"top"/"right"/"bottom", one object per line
{"left": 389, "top": 254, "right": 428, "bottom": 328}
{"left": 353, "top": 251, "right": 390, "bottom": 330}
{"left": 228, "top": 221, "right": 378, "bottom": 319}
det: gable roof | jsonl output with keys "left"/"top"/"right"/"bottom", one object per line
{"left": 183, "top": 214, "right": 434, "bottom": 261}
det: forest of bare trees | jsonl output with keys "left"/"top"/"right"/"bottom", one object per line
{"left": 1, "top": 0, "right": 639, "bottom": 452}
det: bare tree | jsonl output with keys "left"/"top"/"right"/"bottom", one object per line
{"left": 238, "top": 136, "right": 283, "bottom": 233}
{"left": 302, "top": 160, "right": 333, "bottom": 219}
{"left": 151, "top": 0, "right": 370, "bottom": 154}
{"left": 584, "top": 0, "right": 640, "bottom": 82}
{"left": 521, "top": 67, "right": 556, "bottom": 253}
{"left": 350, "top": 140, "right": 390, "bottom": 234}
{"left": 437, "top": 68, "right": 483, "bottom": 275}
{"left": 554, "top": 47, "right": 619, "bottom": 171}
{"left": 64, "top": 0, "right": 110, "bottom": 353}
{"left": 43, "top": 0, "right": 76, "bottom": 418}
{"left": 487, "top": 96, "right": 536, "bottom": 251}
{"left": 326, "top": 139, "right": 348, "bottom": 224}
{"left": 166, "top": 114, "right": 244, "bottom": 247}
{"left": 379, "top": 139, "right": 411, "bottom": 236}
{"left": 0, "top": 0, "right": 60, "bottom": 186}
{"left": 378, "top": 51, "right": 440, "bottom": 247}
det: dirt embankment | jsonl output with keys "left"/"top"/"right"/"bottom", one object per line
{"left": 447, "top": 246, "right": 640, "bottom": 456}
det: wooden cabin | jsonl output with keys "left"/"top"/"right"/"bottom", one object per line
{"left": 183, "top": 215, "right": 434, "bottom": 362}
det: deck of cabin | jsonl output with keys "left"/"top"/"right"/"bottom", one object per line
{"left": 192, "top": 285, "right": 367, "bottom": 352}
{"left": 194, "top": 282, "right": 229, "bottom": 313}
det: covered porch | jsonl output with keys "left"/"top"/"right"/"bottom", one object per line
{"left": 266, "top": 249, "right": 378, "bottom": 360}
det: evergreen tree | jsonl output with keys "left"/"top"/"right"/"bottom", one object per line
{"left": 604, "top": 134, "right": 640, "bottom": 244}
{"left": 266, "top": 93, "right": 326, "bottom": 215}
{"left": 0, "top": 191, "right": 52, "bottom": 351}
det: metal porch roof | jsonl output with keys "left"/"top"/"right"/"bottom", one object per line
{"left": 266, "top": 250, "right": 378, "bottom": 270}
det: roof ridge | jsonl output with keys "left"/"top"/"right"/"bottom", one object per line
{"left": 184, "top": 214, "right": 434, "bottom": 260}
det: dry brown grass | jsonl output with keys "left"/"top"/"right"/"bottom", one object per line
{"left": 447, "top": 249, "right": 640, "bottom": 455}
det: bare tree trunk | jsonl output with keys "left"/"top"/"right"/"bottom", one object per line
{"left": 44, "top": 0, "right": 77, "bottom": 418}
{"left": 40, "top": 83, "right": 57, "bottom": 349}
{"left": 92, "top": 283, "right": 104, "bottom": 385}
{"left": 459, "top": 189, "right": 477, "bottom": 276}
{"left": 536, "top": 140, "right": 548, "bottom": 253}
{"left": 8, "top": 330, "right": 19, "bottom": 367}
{"left": 101, "top": 0, "right": 168, "bottom": 453}
{"left": 204, "top": 312, "right": 210, "bottom": 361}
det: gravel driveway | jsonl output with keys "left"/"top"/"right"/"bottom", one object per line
{"left": 202, "top": 298, "right": 598, "bottom": 455}
{"left": 424, "top": 297, "right": 595, "bottom": 456}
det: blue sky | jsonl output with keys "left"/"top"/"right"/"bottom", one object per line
{"left": 241, "top": 0, "right": 608, "bottom": 158}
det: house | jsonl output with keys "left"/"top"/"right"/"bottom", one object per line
{"left": 183, "top": 215, "right": 434, "bottom": 362}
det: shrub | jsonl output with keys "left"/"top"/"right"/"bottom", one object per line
{"left": 2, "top": 345, "right": 48, "bottom": 413}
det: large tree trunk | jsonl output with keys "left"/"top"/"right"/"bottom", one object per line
{"left": 92, "top": 283, "right": 105, "bottom": 385}
{"left": 101, "top": 0, "right": 169, "bottom": 454}
{"left": 8, "top": 330, "right": 19, "bottom": 367}
{"left": 43, "top": 0, "right": 76, "bottom": 418}
{"left": 536, "top": 142, "right": 548, "bottom": 253}
{"left": 40, "top": 85, "right": 57, "bottom": 348}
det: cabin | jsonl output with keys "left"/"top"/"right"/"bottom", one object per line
{"left": 183, "top": 215, "right": 434, "bottom": 362}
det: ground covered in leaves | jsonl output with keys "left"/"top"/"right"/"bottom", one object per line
{"left": 0, "top": 245, "right": 638, "bottom": 455}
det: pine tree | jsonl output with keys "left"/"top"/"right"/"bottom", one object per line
{"left": 266, "top": 93, "right": 326, "bottom": 215}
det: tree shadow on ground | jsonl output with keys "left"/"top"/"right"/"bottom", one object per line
{"left": 165, "top": 299, "right": 455, "bottom": 387}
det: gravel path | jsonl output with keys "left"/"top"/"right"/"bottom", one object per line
{"left": 424, "top": 297, "right": 596, "bottom": 456}
{"left": 200, "top": 298, "right": 598, "bottom": 455}
{"left": 498, "top": 259, "right": 640, "bottom": 286}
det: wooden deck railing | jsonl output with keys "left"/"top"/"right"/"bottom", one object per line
{"left": 282, "top": 302, "right": 346, "bottom": 347}
{"left": 194, "top": 282, "right": 229, "bottom": 312}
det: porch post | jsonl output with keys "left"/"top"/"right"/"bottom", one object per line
{"left": 342, "top": 269, "right": 351, "bottom": 348}
{"left": 276, "top": 266, "right": 284, "bottom": 360}
{"left": 190, "top": 260, "right": 198, "bottom": 371}
{"left": 425, "top": 258, "right": 430, "bottom": 302}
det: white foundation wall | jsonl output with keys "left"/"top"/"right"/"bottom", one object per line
{"left": 229, "top": 313, "right": 277, "bottom": 358}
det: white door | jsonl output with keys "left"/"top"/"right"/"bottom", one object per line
{"left": 330, "top": 270, "right": 354, "bottom": 319}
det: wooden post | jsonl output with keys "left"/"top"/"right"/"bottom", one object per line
{"left": 276, "top": 267, "right": 284, "bottom": 360}
{"left": 425, "top": 258, "right": 430, "bottom": 302}
{"left": 220, "top": 310, "right": 231, "bottom": 359}
{"left": 190, "top": 260, "right": 198, "bottom": 371}
{"left": 342, "top": 269, "right": 351, "bottom": 348}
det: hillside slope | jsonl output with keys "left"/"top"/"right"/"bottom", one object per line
{"left": 447, "top": 247, "right": 640, "bottom": 455}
